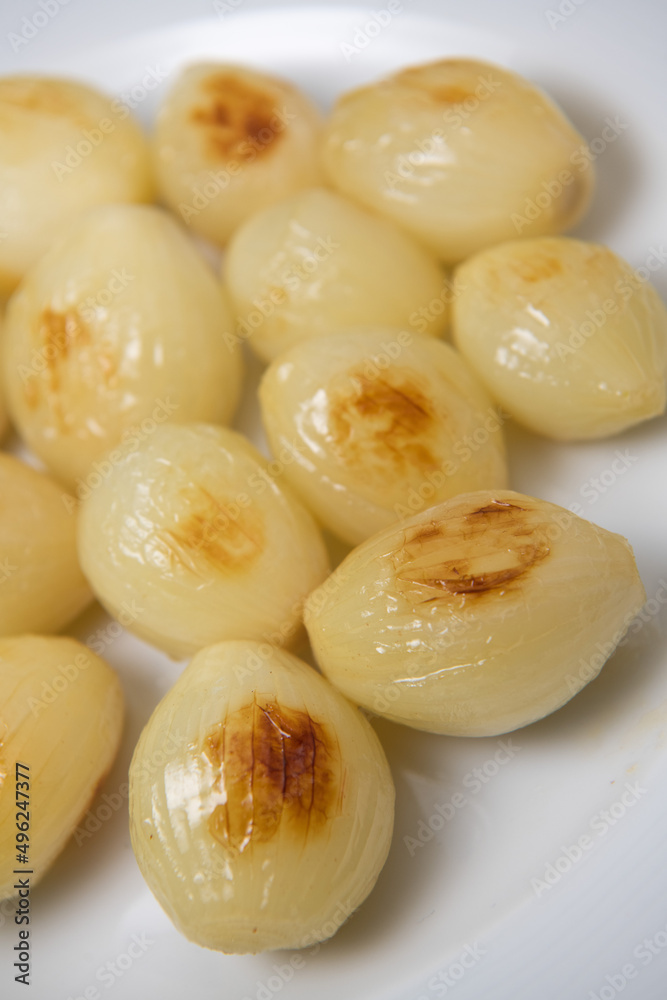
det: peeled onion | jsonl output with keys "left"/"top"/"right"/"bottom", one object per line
{"left": 224, "top": 187, "right": 448, "bottom": 362}
{"left": 77, "top": 423, "right": 330, "bottom": 660}
{"left": 305, "top": 490, "right": 646, "bottom": 737}
{"left": 259, "top": 329, "right": 508, "bottom": 544}
{"left": 322, "top": 58, "right": 595, "bottom": 264}
{"left": 0, "top": 635, "right": 124, "bottom": 900}
{"left": 0, "top": 311, "right": 7, "bottom": 440}
{"left": 0, "top": 453, "right": 92, "bottom": 635}
{"left": 152, "top": 63, "right": 323, "bottom": 247}
{"left": 452, "top": 237, "right": 667, "bottom": 439}
{"left": 129, "top": 639, "right": 394, "bottom": 953}
{"left": 2, "top": 204, "right": 243, "bottom": 488}
{"left": 0, "top": 75, "right": 153, "bottom": 297}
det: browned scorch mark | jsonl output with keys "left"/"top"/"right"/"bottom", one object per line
{"left": 25, "top": 307, "right": 92, "bottom": 426}
{"left": 203, "top": 698, "right": 339, "bottom": 852}
{"left": 328, "top": 369, "right": 440, "bottom": 481}
{"left": 509, "top": 253, "right": 564, "bottom": 284}
{"left": 0, "top": 78, "right": 93, "bottom": 126}
{"left": 395, "top": 498, "right": 550, "bottom": 602}
{"left": 397, "top": 62, "right": 488, "bottom": 105}
{"left": 157, "top": 485, "right": 264, "bottom": 576}
{"left": 190, "top": 72, "right": 284, "bottom": 161}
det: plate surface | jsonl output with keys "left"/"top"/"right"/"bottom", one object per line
{"left": 1, "top": 2, "right": 667, "bottom": 999}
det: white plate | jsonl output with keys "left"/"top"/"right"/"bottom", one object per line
{"left": 1, "top": 2, "right": 667, "bottom": 998}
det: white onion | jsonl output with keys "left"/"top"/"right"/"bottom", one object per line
{"left": 259, "top": 329, "right": 508, "bottom": 544}
{"left": 305, "top": 490, "right": 646, "bottom": 737}
{"left": 0, "top": 75, "right": 153, "bottom": 297}
{"left": 0, "top": 453, "right": 92, "bottom": 635}
{"left": 322, "top": 58, "right": 595, "bottom": 264}
{"left": 129, "top": 640, "right": 394, "bottom": 953}
{"left": 77, "top": 423, "right": 330, "bottom": 660}
{"left": 452, "top": 237, "right": 667, "bottom": 439}
{"left": 0, "top": 636, "right": 124, "bottom": 900}
{"left": 224, "top": 187, "right": 448, "bottom": 362}
{"left": 152, "top": 63, "right": 323, "bottom": 247}
{"left": 2, "top": 204, "right": 243, "bottom": 488}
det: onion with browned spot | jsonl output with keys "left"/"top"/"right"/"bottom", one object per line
{"left": 305, "top": 490, "right": 646, "bottom": 736}
{"left": 452, "top": 236, "right": 667, "bottom": 439}
{"left": 0, "top": 636, "right": 123, "bottom": 900}
{"left": 129, "top": 640, "right": 394, "bottom": 953}
{"left": 77, "top": 423, "right": 330, "bottom": 660}
{"left": 322, "top": 58, "right": 594, "bottom": 264}
{"left": 1, "top": 204, "right": 243, "bottom": 488}
{"left": 152, "top": 63, "right": 323, "bottom": 247}
{"left": 259, "top": 329, "right": 508, "bottom": 544}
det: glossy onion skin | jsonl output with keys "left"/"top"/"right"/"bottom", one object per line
{"left": 305, "top": 490, "right": 646, "bottom": 737}
{"left": 2, "top": 204, "right": 243, "bottom": 488}
{"left": 0, "top": 636, "right": 124, "bottom": 899}
{"left": 322, "top": 58, "right": 594, "bottom": 264}
{"left": 77, "top": 424, "right": 330, "bottom": 660}
{"left": 224, "top": 187, "right": 448, "bottom": 362}
{"left": 452, "top": 237, "right": 667, "bottom": 439}
{"left": 0, "top": 76, "right": 153, "bottom": 297}
{"left": 152, "top": 63, "right": 324, "bottom": 247}
{"left": 129, "top": 640, "right": 395, "bottom": 953}
{"left": 259, "top": 329, "right": 508, "bottom": 545}
{"left": 0, "top": 453, "right": 92, "bottom": 636}
{"left": 0, "top": 313, "right": 7, "bottom": 441}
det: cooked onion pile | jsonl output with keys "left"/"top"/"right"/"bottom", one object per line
{"left": 0, "top": 53, "right": 660, "bottom": 957}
